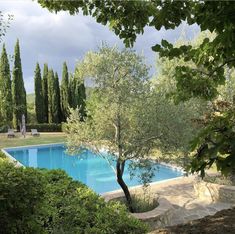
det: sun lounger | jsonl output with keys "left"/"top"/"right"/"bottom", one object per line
{"left": 7, "top": 129, "right": 15, "bottom": 138}
{"left": 31, "top": 129, "right": 40, "bottom": 136}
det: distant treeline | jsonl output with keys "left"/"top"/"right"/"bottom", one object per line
{"left": 0, "top": 40, "right": 86, "bottom": 128}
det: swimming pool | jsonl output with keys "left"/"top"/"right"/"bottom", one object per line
{"left": 4, "top": 144, "right": 183, "bottom": 194}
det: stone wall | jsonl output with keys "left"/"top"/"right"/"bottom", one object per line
{"left": 194, "top": 180, "right": 235, "bottom": 203}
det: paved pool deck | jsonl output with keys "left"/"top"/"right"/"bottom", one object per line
{"left": 103, "top": 176, "right": 234, "bottom": 229}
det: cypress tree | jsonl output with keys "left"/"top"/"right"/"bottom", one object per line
{"left": 42, "top": 63, "right": 48, "bottom": 123}
{"left": 48, "top": 69, "right": 62, "bottom": 123}
{"left": 60, "top": 62, "right": 70, "bottom": 121}
{"left": 34, "top": 63, "right": 44, "bottom": 123}
{"left": 0, "top": 44, "right": 12, "bottom": 122}
{"left": 47, "top": 69, "right": 54, "bottom": 124}
{"left": 54, "top": 72, "right": 62, "bottom": 123}
{"left": 12, "top": 39, "right": 27, "bottom": 128}
{"left": 68, "top": 73, "right": 73, "bottom": 107}
{"left": 71, "top": 71, "right": 87, "bottom": 120}
{"left": 69, "top": 74, "right": 76, "bottom": 108}
{"left": 76, "top": 79, "right": 86, "bottom": 121}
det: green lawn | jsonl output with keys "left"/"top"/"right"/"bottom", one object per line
{"left": 0, "top": 132, "right": 66, "bottom": 149}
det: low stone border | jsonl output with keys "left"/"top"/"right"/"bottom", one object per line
{"left": 132, "top": 197, "right": 174, "bottom": 229}
{"left": 104, "top": 193, "right": 174, "bottom": 230}
{"left": 194, "top": 180, "right": 235, "bottom": 203}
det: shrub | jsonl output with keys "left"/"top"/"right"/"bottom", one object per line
{"left": 26, "top": 123, "right": 62, "bottom": 132}
{"left": 0, "top": 151, "right": 8, "bottom": 164}
{"left": 0, "top": 162, "right": 46, "bottom": 234}
{"left": 0, "top": 151, "right": 6, "bottom": 159}
{"left": 0, "top": 162, "right": 148, "bottom": 234}
{"left": 0, "top": 125, "right": 8, "bottom": 133}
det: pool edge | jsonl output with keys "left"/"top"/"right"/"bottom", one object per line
{"left": 1, "top": 148, "right": 25, "bottom": 167}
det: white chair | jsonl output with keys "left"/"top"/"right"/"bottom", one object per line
{"left": 31, "top": 129, "right": 40, "bottom": 137}
{"left": 7, "top": 129, "right": 15, "bottom": 138}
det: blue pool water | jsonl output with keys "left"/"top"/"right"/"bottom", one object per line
{"left": 5, "top": 144, "right": 183, "bottom": 194}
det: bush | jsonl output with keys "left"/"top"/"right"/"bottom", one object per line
{"left": 0, "top": 162, "right": 46, "bottom": 234}
{"left": 0, "top": 162, "right": 148, "bottom": 234}
{"left": 0, "top": 151, "right": 6, "bottom": 159}
{"left": 26, "top": 123, "right": 62, "bottom": 132}
{"left": 0, "top": 124, "right": 8, "bottom": 133}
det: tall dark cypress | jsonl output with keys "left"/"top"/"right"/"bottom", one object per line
{"left": 68, "top": 73, "right": 73, "bottom": 107}
{"left": 60, "top": 62, "right": 70, "bottom": 121}
{"left": 34, "top": 63, "right": 44, "bottom": 123}
{"left": 12, "top": 39, "right": 27, "bottom": 128}
{"left": 54, "top": 72, "right": 62, "bottom": 123}
{"left": 48, "top": 69, "right": 62, "bottom": 123}
{"left": 69, "top": 74, "right": 76, "bottom": 108}
{"left": 47, "top": 69, "right": 54, "bottom": 124}
{"left": 76, "top": 79, "right": 86, "bottom": 121}
{"left": 0, "top": 44, "right": 12, "bottom": 122}
{"left": 42, "top": 63, "right": 49, "bottom": 123}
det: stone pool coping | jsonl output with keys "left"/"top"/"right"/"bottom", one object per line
{"left": 102, "top": 175, "right": 186, "bottom": 197}
{"left": 2, "top": 142, "right": 64, "bottom": 151}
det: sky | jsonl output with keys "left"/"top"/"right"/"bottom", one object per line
{"left": 1, "top": 0, "right": 199, "bottom": 93}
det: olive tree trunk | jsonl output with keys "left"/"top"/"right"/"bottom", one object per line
{"left": 116, "top": 159, "right": 134, "bottom": 212}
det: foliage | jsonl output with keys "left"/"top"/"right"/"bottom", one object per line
{"left": 0, "top": 161, "right": 46, "bottom": 234}
{"left": 37, "top": 1, "right": 235, "bottom": 177}
{"left": 60, "top": 62, "right": 70, "bottom": 121}
{"left": 0, "top": 124, "right": 8, "bottom": 133}
{"left": 66, "top": 46, "right": 150, "bottom": 211}
{"left": 189, "top": 101, "right": 235, "bottom": 178}
{"left": 26, "top": 123, "right": 62, "bottom": 132}
{"left": 70, "top": 63, "right": 87, "bottom": 120}
{"left": 66, "top": 46, "right": 192, "bottom": 211}
{"left": 0, "top": 161, "right": 148, "bottom": 234}
{"left": 0, "top": 151, "right": 7, "bottom": 159}
{"left": 0, "top": 11, "right": 13, "bottom": 42}
{"left": 54, "top": 72, "right": 62, "bottom": 123}
{"left": 0, "top": 44, "right": 12, "bottom": 122}
{"left": 34, "top": 63, "right": 44, "bottom": 123}
{"left": 12, "top": 39, "right": 27, "bottom": 128}
{"left": 42, "top": 63, "right": 49, "bottom": 123}
{"left": 27, "top": 102, "right": 37, "bottom": 124}
{"left": 48, "top": 69, "right": 62, "bottom": 123}
{"left": 115, "top": 191, "right": 159, "bottom": 213}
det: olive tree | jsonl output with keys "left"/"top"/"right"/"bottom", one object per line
{"left": 66, "top": 46, "right": 192, "bottom": 212}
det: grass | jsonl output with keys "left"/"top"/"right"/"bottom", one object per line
{"left": 0, "top": 132, "right": 66, "bottom": 149}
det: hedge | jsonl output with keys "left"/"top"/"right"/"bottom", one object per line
{"left": 0, "top": 161, "right": 148, "bottom": 234}
{"left": 26, "top": 123, "right": 62, "bottom": 132}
